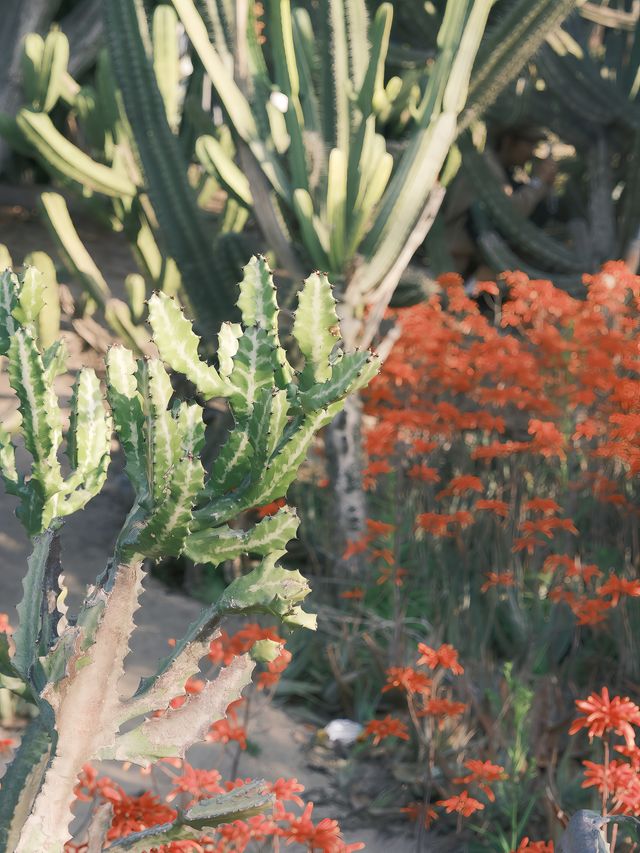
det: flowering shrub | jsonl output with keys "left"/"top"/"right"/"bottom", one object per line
{"left": 65, "top": 761, "right": 363, "bottom": 852}
{"left": 357, "top": 263, "right": 640, "bottom": 644}
{"left": 309, "top": 264, "right": 640, "bottom": 846}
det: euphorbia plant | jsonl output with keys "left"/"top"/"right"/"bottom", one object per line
{"left": 0, "top": 256, "right": 377, "bottom": 852}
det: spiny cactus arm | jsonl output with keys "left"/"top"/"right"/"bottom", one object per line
{"left": 298, "top": 351, "right": 379, "bottom": 412}
{"left": 39, "top": 192, "right": 111, "bottom": 309}
{"left": 477, "top": 229, "right": 585, "bottom": 295}
{"left": 15, "top": 560, "right": 146, "bottom": 853}
{"left": 147, "top": 292, "right": 230, "bottom": 396}
{"left": 267, "top": 0, "right": 310, "bottom": 193}
{"left": 351, "top": 1, "right": 491, "bottom": 300}
{"left": 326, "top": 148, "right": 348, "bottom": 270}
{"left": 345, "top": 122, "right": 393, "bottom": 259}
{"left": 23, "top": 251, "right": 60, "bottom": 350}
{"left": 152, "top": 4, "right": 180, "bottom": 132}
{"left": 0, "top": 716, "right": 52, "bottom": 853}
{"left": 21, "top": 30, "right": 69, "bottom": 114}
{"left": 63, "top": 368, "right": 111, "bottom": 507}
{"left": 461, "top": 0, "right": 578, "bottom": 131}
{"left": 106, "top": 345, "right": 149, "bottom": 498}
{"left": 104, "top": 0, "right": 237, "bottom": 333}
{"left": 171, "top": 0, "right": 290, "bottom": 198}
{"left": 292, "top": 270, "right": 340, "bottom": 387}
{"left": 195, "top": 134, "right": 253, "bottom": 207}
{"left": 183, "top": 505, "right": 299, "bottom": 563}
{"left": 124, "top": 553, "right": 314, "bottom": 723}
{"left": 8, "top": 328, "right": 63, "bottom": 504}
{"left": 228, "top": 326, "right": 280, "bottom": 417}
{"left": 11, "top": 530, "right": 59, "bottom": 682}
{"left": 460, "top": 137, "right": 584, "bottom": 272}
{"left": 106, "top": 654, "right": 255, "bottom": 764}
{"left": 134, "top": 431, "right": 205, "bottom": 558}
{"left": 236, "top": 255, "right": 293, "bottom": 386}
{"left": 292, "top": 189, "right": 331, "bottom": 270}
{"left": 106, "top": 782, "right": 272, "bottom": 852}
{"left": 357, "top": 2, "right": 393, "bottom": 118}
{"left": 16, "top": 109, "right": 137, "bottom": 199}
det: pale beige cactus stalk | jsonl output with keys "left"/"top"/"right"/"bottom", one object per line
{"left": 0, "top": 256, "right": 378, "bottom": 852}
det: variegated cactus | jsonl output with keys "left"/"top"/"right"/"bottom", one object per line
{"left": 0, "top": 256, "right": 378, "bottom": 852}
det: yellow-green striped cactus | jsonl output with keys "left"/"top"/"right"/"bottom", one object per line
{"left": 0, "top": 256, "right": 377, "bottom": 852}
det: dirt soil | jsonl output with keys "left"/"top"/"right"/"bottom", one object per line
{"left": 0, "top": 200, "right": 416, "bottom": 851}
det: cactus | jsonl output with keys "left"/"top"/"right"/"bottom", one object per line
{"left": 0, "top": 256, "right": 377, "bottom": 851}
{"left": 2, "top": 9, "right": 248, "bottom": 338}
{"left": 459, "top": 5, "right": 640, "bottom": 279}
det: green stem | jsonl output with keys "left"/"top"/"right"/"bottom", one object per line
{"left": 0, "top": 715, "right": 52, "bottom": 853}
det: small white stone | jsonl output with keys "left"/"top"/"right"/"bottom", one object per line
{"left": 323, "top": 718, "right": 363, "bottom": 745}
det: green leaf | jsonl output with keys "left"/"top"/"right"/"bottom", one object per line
{"left": 293, "top": 271, "right": 340, "bottom": 386}
{"left": 148, "top": 292, "right": 229, "bottom": 397}
{"left": 184, "top": 506, "right": 300, "bottom": 565}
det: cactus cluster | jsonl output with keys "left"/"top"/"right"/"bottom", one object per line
{"left": 153, "top": 0, "right": 493, "bottom": 347}
{"left": 0, "top": 256, "right": 377, "bottom": 852}
{"left": 2, "top": 20, "right": 246, "bottom": 340}
{"left": 456, "top": 3, "right": 640, "bottom": 284}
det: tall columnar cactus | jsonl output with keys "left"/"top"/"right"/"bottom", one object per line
{"left": 457, "top": 4, "right": 640, "bottom": 281}
{"left": 0, "top": 256, "right": 377, "bottom": 852}
{"left": 2, "top": 14, "right": 245, "bottom": 337}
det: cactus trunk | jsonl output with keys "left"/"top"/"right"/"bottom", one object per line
{"left": 324, "top": 393, "right": 367, "bottom": 570}
{"left": 15, "top": 559, "right": 145, "bottom": 851}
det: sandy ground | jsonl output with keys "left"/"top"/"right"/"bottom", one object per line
{"left": 0, "top": 200, "right": 416, "bottom": 851}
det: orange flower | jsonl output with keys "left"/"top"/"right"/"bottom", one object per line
{"left": 597, "top": 575, "right": 640, "bottom": 607}
{"left": 416, "top": 512, "right": 451, "bottom": 537}
{"left": 475, "top": 499, "right": 510, "bottom": 517}
{"left": 340, "top": 587, "right": 365, "bottom": 600}
{"left": 408, "top": 463, "right": 440, "bottom": 483}
{"left": 363, "top": 715, "right": 410, "bottom": 746}
{"left": 453, "top": 759, "right": 507, "bottom": 801}
{"left": 342, "top": 535, "right": 371, "bottom": 560}
{"left": 400, "top": 801, "right": 438, "bottom": 828}
{"left": 512, "top": 839, "right": 555, "bottom": 852}
{"left": 207, "top": 718, "right": 248, "bottom": 749}
{"left": 285, "top": 802, "right": 365, "bottom": 852}
{"left": 481, "top": 571, "right": 515, "bottom": 593}
{"left": 420, "top": 698, "right": 467, "bottom": 725}
{"left": 382, "top": 666, "right": 432, "bottom": 696}
{"left": 436, "top": 791, "right": 484, "bottom": 817}
{"left": 255, "top": 498, "right": 286, "bottom": 518}
{"left": 417, "top": 643, "right": 464, "bottom": 674}
{"left": 570, "top": 596, "right": 613, "bottom": 626}
{"left": 569, "top": 687, "right": 640, "bottom": 747}
{"left": 525, "top": 498, "right": 561, "bottom": 514}
{"left": 366, "top": 518, "right": 395, "bottom": 537}
{"left": 436, "top": 475, "right": 483, "bottom": 500}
